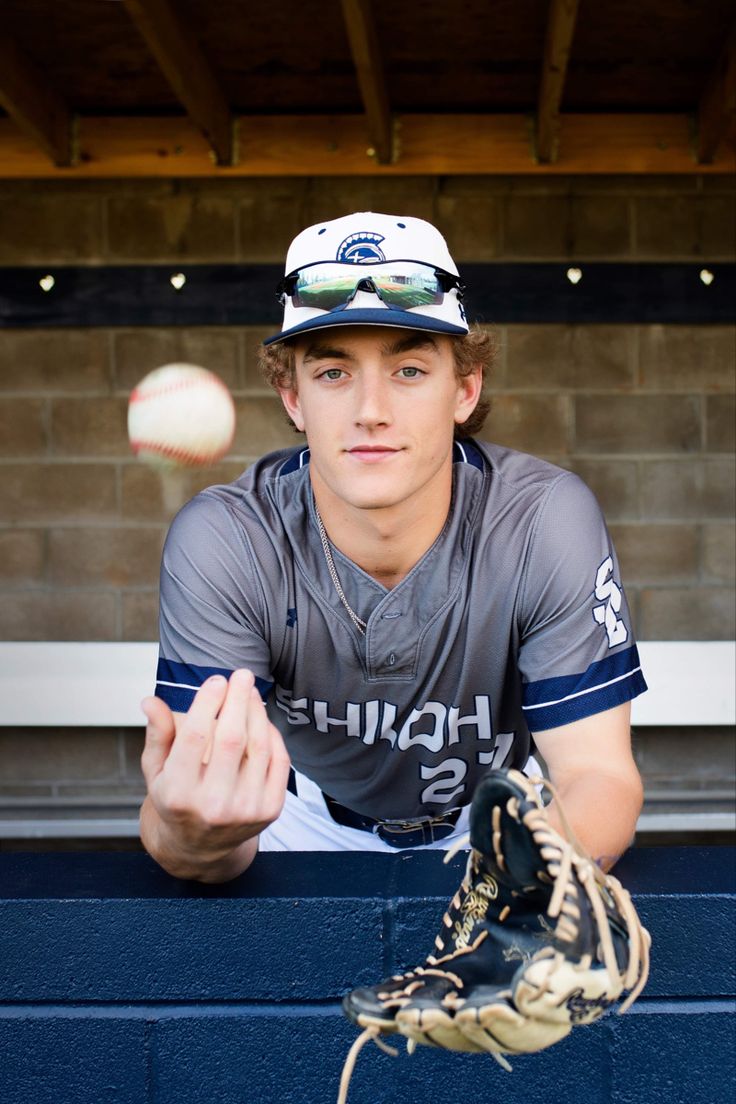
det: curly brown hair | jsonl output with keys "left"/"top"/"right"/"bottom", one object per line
{"left": 257, "top": 324, "right": 495, "bottom": 438}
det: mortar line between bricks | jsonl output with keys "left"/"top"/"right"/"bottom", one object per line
{"left": 0, "top": 521, "right": 169, "bottom": 531}
{"left": 381, "top": 897, "right": 396, "bottom": 978}
{"left": 144, "top": 1016, "right": 153, "bottom": 1104}
{"left": 601, "top": 1010, "right": 615, "bottom": 1101}
{"left": 0, "top": 453, "right": 732, "bottom": 472}
{"left": 0, "top": 1001, "right": 347, "bottom": 1018}
{"left": 0, "top": 998, "right": 733, "bottom": 1019}
{"left": 106, "top": 328, "right": 116, "bottom": 394}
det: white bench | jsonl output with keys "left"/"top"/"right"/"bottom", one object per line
{"left": 0, "top": 641, "right": 734, "bottom": 838}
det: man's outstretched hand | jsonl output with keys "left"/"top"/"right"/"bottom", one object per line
{"left": 140, "top": 669, "right": 291, "bottom": 881}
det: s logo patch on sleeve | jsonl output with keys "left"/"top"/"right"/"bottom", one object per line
{"left": 592, "top": 556, "right": 629, "bottom": 647}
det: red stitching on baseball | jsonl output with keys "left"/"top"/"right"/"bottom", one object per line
{"left": 130, "top": 374, "right": 230, "bottom": 404}
{"left": 130, "top": 436, "right": 231, "bottom": 464}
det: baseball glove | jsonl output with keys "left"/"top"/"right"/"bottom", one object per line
{"left": 337, "top": 768, "right": 650, "bottom": 1103}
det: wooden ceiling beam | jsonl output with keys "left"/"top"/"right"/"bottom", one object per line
{"left": 0, "top": 33, "right": 74, "bottom": 166}
{"left": 536, "top": 0, "right": 580, "bottom": 163}
{"left": 0, "top": 115, "right": 734, "bottom": 177}
{"left": 697, "top": 23, "right": 736, "bottom": 163}
{"left": 121, "top": 0, "right": 234, "bottom": 165}
{"left": 339, "top": 0, "right": 394, "bottom": 164}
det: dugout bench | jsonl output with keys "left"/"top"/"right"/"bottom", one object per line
{"left": 0, "top": 640, "right": 734, "bottom": 839}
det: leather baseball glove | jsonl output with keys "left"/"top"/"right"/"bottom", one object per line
{"left": 337, "top": 768, "right": 650, "bottom": 1103}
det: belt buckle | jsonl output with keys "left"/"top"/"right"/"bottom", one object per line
{"left": 373, "top": 818, "right": 418, "bottom": 847}
{"left": 376, "top": 811, "right": 459, "bottom": 848}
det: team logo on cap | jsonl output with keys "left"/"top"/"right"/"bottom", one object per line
{"left": 336, "top": 232, "right": 385, "bottom": 264}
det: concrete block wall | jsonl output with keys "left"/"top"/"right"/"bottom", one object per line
{"left": 0, "top": 848, "right": 734, "bottom": 1103}
{"left": 0, "top": 175, "right": 734, "bottom": 827}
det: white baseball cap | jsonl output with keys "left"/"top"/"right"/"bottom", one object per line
{"left": 264, "top": 211, "right": 468, "bottom": 346}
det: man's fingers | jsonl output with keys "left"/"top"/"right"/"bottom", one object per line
{"left": 140, "top": 695, "right": 177, "bottom": 785}
{"left": 235, "top": 688, "right": 291, "bottom": 821}
{"left": 201, "top": 675, "right": 277, "bottom": 826}
{"left": 260, "top": 717, "right": 292, "bottom": 820}
{"left": 153, "top": 670, "right": 288, "bottom": 834}
{"left": 165, "top": 675, "right": 229, "bottom": 776}
{"left": 237, "top": 684, "right": 273, "bottom": 793}
{"left": 215, "top": 668, "right": 255, "bottom": 747}
{"left": 202, "top": 669, "right": 255, "bottom": 796}
{"left": 202, "top": 669, "right": 257, "bottom": 766}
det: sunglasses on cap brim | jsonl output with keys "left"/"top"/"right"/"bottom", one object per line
{"left": 277, "top": 260, "right": 465, "bottom": 312}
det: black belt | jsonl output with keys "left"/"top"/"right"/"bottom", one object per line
{"left": 287, "top": 769, "right": 462, "bottom": 848}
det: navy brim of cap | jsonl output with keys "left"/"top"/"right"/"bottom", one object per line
{"left": 263, "top": 307, "right": 468, "bottom": 346}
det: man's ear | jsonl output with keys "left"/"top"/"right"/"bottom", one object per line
{"left": 278, "top": 386, "right": 305, "bottom": 432}
{"left": 454, "top": 365, "right": 483, "bottom": 426}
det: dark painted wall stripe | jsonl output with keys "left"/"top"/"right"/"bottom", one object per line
{"left": 0, "top": 263, "right": 733, "bottom": 327}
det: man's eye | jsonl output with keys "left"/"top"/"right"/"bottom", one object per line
{"left": 398, "top": 366, "right": 423, "bottom": 378}
{"left": 320, "top": 368, "right": 345, "bottom": 380}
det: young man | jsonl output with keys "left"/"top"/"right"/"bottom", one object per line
{"left": 140, "top": 212, "right": 646, "bottom": 882}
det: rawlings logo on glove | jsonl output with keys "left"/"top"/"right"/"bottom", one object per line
{"left": 338, "top": 769, "right": 651, "bottom": 1103}
{"left": 452, "top": 872, "right": 498, "bottom": 946}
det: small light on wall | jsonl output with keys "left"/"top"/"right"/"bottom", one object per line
{"left": 699, "top": 268, "right": 715, "bottom": 286}
{"left": 170, "top": 272, "right": 186, "bottom": 290}
{"left": 566, "top": 267, "right": 583, "bottom": 285}
{"left": 39, "top": 275, "right": 55, "bottom": 292}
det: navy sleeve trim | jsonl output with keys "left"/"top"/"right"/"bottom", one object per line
{"left": 522, "top": 644, "right": 647, "bottom": 731}
{"left": 155, "top": 657, "right": 273, "bottom": 711}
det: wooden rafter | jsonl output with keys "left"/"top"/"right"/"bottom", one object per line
{"left": 121, "top": 0, "right": 234, "bottom": 165}
{"left": 0, "top": 33, "right": 73, "bottom": 166}
{"left": 697, "top": 23, "right": 736, "bottom": 163}
{"left": 1, "top": 115, "right": 734, "bottom": 177}
{"left": 536, "top": 0, "right": 580, "bottom": 163}
{"left": 339, "top": 0, "right": 394, "bottom": 164}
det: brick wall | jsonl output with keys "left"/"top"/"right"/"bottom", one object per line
{"left": 0, "top": 175, "right": 734, "bottom": 832}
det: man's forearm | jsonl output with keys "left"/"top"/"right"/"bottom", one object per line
{"left": 544, "top": 768, "right": 643, "bottom": 871}
{"left": 140, "top": 796, "right": 259, "bottom": 883}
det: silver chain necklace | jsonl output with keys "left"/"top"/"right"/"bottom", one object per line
{"left": 314, "top": 503, "right": 367, "bottom": 635}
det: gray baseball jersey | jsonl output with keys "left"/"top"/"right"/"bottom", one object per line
{"left": 156, "top": 439, "right": 646, "bottom": 821}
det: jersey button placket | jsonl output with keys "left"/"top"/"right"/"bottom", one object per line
{"left": 367, "top": 614, "right": 389, "bottom": 678}
{"left": 378, "top": 605, "right": 403, "bottom": 675}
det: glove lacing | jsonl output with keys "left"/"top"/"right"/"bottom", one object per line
{"left": 336, "top": 773, "right": 651, "bottom": 1104}
{"left": 337, "top": 849, "right": 495, "bottom": 1104}
{"left": 442, "top": 772, "right": 650, "bottom": 1013}
{"left": 337, "top": 1027, "right": 398, "bottom": 1104}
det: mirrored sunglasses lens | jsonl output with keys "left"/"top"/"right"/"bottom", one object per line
{"left": 292, "top": 263, "right": 446, "bottom": 309}
{"left": 372, "top": 267, "right": 444, "bottom": 308}
{"left": 293, "top": 269, "right": 363, "bottom": 309}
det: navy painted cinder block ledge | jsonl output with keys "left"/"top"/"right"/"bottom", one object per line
{"left": 0, "top": 847, "right": 734, "bottom": 1104}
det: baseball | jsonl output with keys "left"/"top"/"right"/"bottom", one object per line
{"left": 127, "top": 363, "right": 236, "bottom": 469}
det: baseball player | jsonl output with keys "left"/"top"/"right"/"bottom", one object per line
{"left": 139, "top": 211, "right": 647, "bottom": 883}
